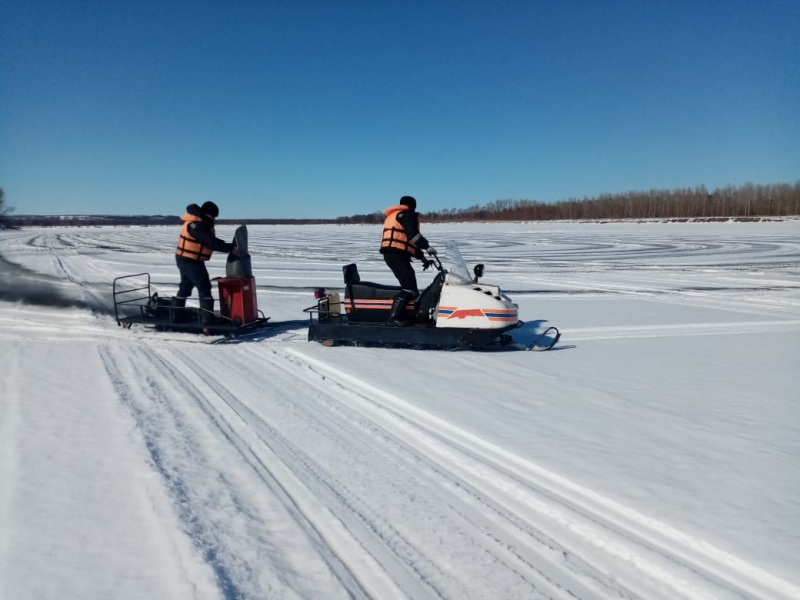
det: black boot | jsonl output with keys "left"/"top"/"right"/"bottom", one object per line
{"left": 199, "top": 298, "right": 215, "bottom": 327}
{"left": 170, "top": 296, "right": 187, "bottom": 323}
{"left": 386, "top": 291, "right": 413, "bottom": 327}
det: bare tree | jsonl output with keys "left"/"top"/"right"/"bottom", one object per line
{"left": 0, "top": 188, "right": 14, "bottom": 229}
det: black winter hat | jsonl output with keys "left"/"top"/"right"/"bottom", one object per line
{"left": 399, "top": 196, "right": 417, "bottom": 210}
{"left": 201, "top": 201, "right": 219, "bottom": 218}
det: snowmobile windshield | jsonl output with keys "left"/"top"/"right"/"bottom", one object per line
{"left": 443, "top": 241, "right": 473, "bottom": 284}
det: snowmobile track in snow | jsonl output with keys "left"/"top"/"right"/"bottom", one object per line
{"left": 174, "top": 347, "right": 595, "bottom": 600}
{"left": 562, "top": 319, "right": 800, "bottom": 342}
{"left": 96, "top": 336, "right": 800, "bottom": 599}
{"left": 258, "top": 346, "right": 800, "bottom": 600}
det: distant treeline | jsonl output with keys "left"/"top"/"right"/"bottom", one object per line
{"left": 334, "top": 182, "right": 800, "bottom": 224}
{"left": 5, "top": 182, "right": 799, "bottom": 228}
{"left": 6, "top": 215, "right": 338, "bottom": 227}
{"left": 6, "top": 215, "right": 181, "bottom": 227}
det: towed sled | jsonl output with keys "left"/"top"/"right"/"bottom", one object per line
{"left": 306, "top": 241, "right": 560, "bottom": 351}
{"left": 112, "top": 273, "right": 272, "bottom": 339}
{"left": 113, "top": 226, "right": 276, "bottom": 341}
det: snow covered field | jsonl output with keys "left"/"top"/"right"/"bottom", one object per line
{"left": 1, "top": 220, "right": 798, "bottom": 600}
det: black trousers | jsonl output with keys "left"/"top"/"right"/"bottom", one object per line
{"left": 176, "top": 255, "right": 213, "bottom": 300}
{"left": 383, "top": 251, "right": 418, "bottom": 295}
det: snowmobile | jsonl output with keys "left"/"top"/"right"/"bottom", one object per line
{"left": 305, "top": 241, "right": 560, "bottom": 351}
{"left": 113, "top": 225, "right": 285, "bottom": 341}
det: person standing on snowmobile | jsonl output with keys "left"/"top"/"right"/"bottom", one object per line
{"left": 380, "top": 195, "right": 437, "bottom": 326}
{"left": 174, "top": 201, "right": 237, "bottom": 325}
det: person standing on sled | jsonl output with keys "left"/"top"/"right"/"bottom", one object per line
{"left": 173, "top": 201, "right": 238, "bottom": 325}
{"left": 380, "top": 195, "right": 437, "bottom": 326}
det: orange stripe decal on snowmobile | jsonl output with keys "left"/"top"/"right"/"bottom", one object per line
{"left": 438, "top": 307, "right": 518, "bottom": 321}
{"left": 345, "top": 298, "right": 416, "bottom": 312}
{"left": 445, "top": 308, "right": 485, "bottom": 319}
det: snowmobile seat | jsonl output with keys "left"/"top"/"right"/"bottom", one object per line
{"left": 343, "top": 263, "right": 360, "bottom": 285}
{"left": 345, "top": 281, "right": 406, "bottom": 322}
{"left": 349, "top": 281, "right": 402, "bottom": 300}
{"left": 342, "top": 263, "right": 414, "bottom": 322}
{"left": 342, "top": 263, "right": 401, "bottom": 299}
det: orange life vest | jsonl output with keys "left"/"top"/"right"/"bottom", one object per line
{"left": 176, "top": 213, "right": 213, "bottom": 261}
{"left": 381, "top": 205, "right": 417, "bottom": 255}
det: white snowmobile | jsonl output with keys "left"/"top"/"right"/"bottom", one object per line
{"left": 306, "top": 241, "right": 560, "bottom": 351}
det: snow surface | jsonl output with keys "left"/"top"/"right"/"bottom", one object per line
{"left": 1, "top": 220, "right": 799, "bottom": 600}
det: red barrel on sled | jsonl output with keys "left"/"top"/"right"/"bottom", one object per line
{"left": 217, "top": 277, "right": 258, "bottom": 324}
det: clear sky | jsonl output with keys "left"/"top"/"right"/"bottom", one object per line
{"left": 1, "top": 1, "right": 798, "bottom": 219}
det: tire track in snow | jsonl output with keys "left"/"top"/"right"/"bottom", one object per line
{"left": 267, "top": 346, "right": 800, "bottom": 600}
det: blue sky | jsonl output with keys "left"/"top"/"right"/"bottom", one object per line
{"left": 2, "top": 1, "right": 798, "bottom": 219}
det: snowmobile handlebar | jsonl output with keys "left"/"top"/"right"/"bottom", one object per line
{"left": 422, "top": 254, "right": 444, "bottom": 273}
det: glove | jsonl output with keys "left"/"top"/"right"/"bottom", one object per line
{"left": 422, "top": 258, "right": 433, "bottom": 271}
{"left": 427, "top": 246, "right": 438, "bottom": 256}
